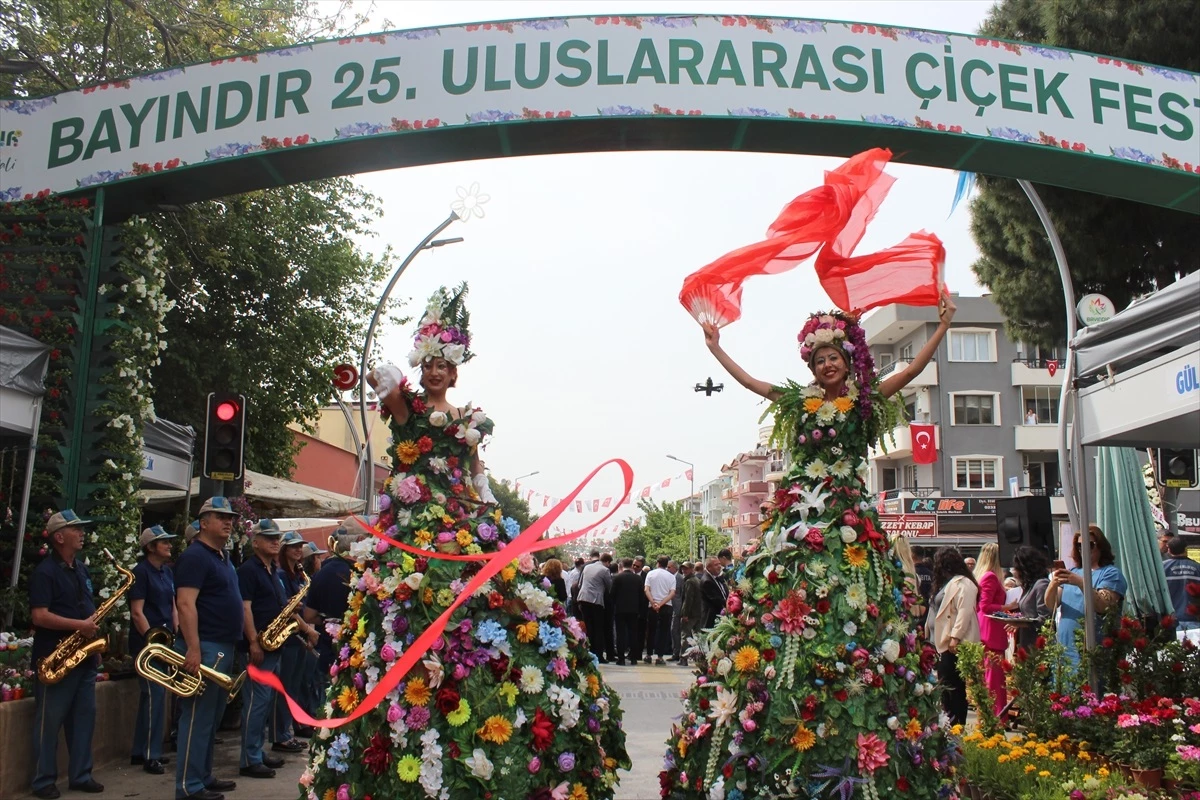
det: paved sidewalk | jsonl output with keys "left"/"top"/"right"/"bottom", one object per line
{"left": 16, "top": 661, "right": 693, "bottom": 800}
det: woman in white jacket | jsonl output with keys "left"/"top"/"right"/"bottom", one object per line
{"left": 926, "top": 548, "right": 981, "bottom": 726}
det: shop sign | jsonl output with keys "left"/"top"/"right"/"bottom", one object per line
{"left": 904, "top": 497, "right": 997, "bottom": 515}
{"left": 878, "top": 515, "right": 939, "bottom": 537}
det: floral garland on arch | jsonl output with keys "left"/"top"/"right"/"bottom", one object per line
{"left": 76, "top": 217, "right": 175, "bottom": 633}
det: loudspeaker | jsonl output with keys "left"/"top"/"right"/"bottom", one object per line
{"left": 995, "top": 496, "right": 1054, "bottom": 567}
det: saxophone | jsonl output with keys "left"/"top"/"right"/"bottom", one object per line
{"left": 258, "top": 569, "right": 311, "bottom": 652}
{"left": 38, "top": 549, "right": 134, "bottom": 684}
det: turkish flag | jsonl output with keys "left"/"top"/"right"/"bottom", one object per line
{"left": 910, "top": 423, "right": 938, "bottom": 464}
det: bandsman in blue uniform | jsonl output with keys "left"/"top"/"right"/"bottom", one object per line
{"left": 129, "top": 525, "right": 178, "bottom": 774}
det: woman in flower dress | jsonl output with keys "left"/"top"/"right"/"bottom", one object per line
{"left": 301, "top": 285, "right": 629, "bottom": 800}
{"left": 662, "top": 294, "right": 964, "bottom": 799}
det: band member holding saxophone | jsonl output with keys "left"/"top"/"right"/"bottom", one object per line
{"left": 269, "top": 530, "right": 317, "bottom": 751}
{"left": 236, "top": 519, "right": 287, "bottom": 779}
{"left": 302, "top": 521, "right": 367, "bottom": 706}
{"left": 129, "top": 525, "right": 178, "bottom": 774}
{"left": 29, "top": 510, "right": 105, "bottom": 799}
{"left": 174, "top": 497, "right": 243, "bottom": 800}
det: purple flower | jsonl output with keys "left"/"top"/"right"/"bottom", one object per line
{"left": 477, "top": 522, "right": 498, "bottom": 542}
{"left": 812, "top": 429, "right": 823, "bottom": 440}
{"left": 407, "top": 705, "right": 430, "bottom": 729}
{"left": 528, "top": 756, "right": 542, "bottom": 773}
{"left": 377, "top": 494, "right": 391, "bottom": 511}
{"left": 557, "top": 752, "right": 576, "bottom": 772}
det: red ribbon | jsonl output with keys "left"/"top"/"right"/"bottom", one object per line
{"left": 248, "top": 458, "right": 633, "bottom": 729}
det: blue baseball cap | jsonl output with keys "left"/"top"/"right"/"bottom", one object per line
{"left": 46, "top": 509, "right": 93, "bottom": 535}
{"left": 198, "top": 496, "right": 238, "bottom": 516}
{"left": 138, "top": 525, "right": 176, "bottom": 548}
{"left": 280, "top": 531, "right": 305, "bottom": 546}
{"left": 253, "top": 518, "right": 282, "bottom": 537}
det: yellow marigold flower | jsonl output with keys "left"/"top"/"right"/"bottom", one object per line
{"left": 498, "top": 682, "right": 518, "bottom": 707}
{"left": 804, "top": 398, "right": 824, "bottom": 413}
{"left": 348, "top": 653, "right": 364, "bottom": 669}
{"left": 604, "top": 757, "right": 616, "bottom": 770}
{"left": 348, "top": 592, "right": 364, "bottom": 611}
{"left": 336, "top": 686, "right": 359, "bottom": 712}
{"left": 323, "top": 790, "right": 337, "bottom": 800}
{"left": 834, "top": 396, "right": 854, "bottom": 414}
{"left": 1035, "top": 745, "right": 1050, "bottom": 757}
{"left": 501, "top": 566, "right": 517, "bottom": 582}
{"left": 950, "top": 724, "right": 964, "bottom": 736}
{"left": 677, "top": 737, "right": 689, "bottom": 758}
{"left": 476, "top": 715, "right": 514, "bottom": 744}
{"left": 456, "top": 529, "right": 473, "bottom": 547}
{"left": 569, "top": 784, "right": 588, "bottom": 800}
{"left": 517, "top": 621, "right": 539, "bottom": 643}
{"left": 1024, "top": 764, "right": 1037, "bottom": 774}
{"left": 446, "top": 698, "right": 471, "bottom": 726}
{"left": 587, "top": 674, "right": 600, "bottom": 697}
{"left": 997, "top": 755, "right": 1009, "bottom": 764}
{"left": 423, "top": 587, "right": 434, "bottom": 604}
{"left": 905, "top": 718, "right": 923, "bottom": 739}
{"left": 1009, "top": 748, "right": 1026, "bottom": 759}
{"left": 1038, "top": 771, "right": 1051, "bottom": 778}
{"left": 441, "top": 515, "right": 455, "bottom": 527}
{"left": 791, "top": 724, "right": 816, "bottom": 751}
{"left": 396, "top": 754, "right": 421, "bottom": 782}
{"left": 1097, "top": 767, "right": 1109, "bottom": 777}
{"left": 844, "top": 544, "right": 869, "bottom": 569}
{"left": 733, "top": 645, "right": 760, "bottom": 672}
{"left": 405, "top": 677, "right": 431, "bottom": 706}
{"left": 1054, "top": 752, "right": 1068, "bottom": 762}
{"left": 414, "top": 529, "right": 433, "bottom": 546}
{"left": 396, "top": 440, "right": 421, "bottom": 465}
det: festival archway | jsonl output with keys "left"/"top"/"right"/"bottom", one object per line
{"left": 2, "top": 12, "right": 1198, "bottom": 507}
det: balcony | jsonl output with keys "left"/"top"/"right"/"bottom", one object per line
{"left": 737, "top": 480, "right": 769, "bottom": 496}
{"left": 1011, "top": 359, "right": 1065, "bottom": 387}
{"left": 868, "top": 423, "right": 939, "bottom": 461}
{"left": 1016, "top": 486, "right": 1069, "bottom": 517}
{"left": 738, "top": 511, "right": 761, "bottom": 526}
{"left": 876, "top": 359, "right": 939, "bottom": 387}
{"left": 721, "top": 488, "right": 735, "bottom": 500}
{"left": 765, "top": 459, "right": 787, "bottom": 482}
{"left": 721, "top": 515, "right": 736, "bottom": 530}
{"left": 1014, "top": 423, "right": 1068, "bottom": 452}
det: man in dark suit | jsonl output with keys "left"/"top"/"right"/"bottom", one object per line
{"left": 610, "top": 559, "right": 643, "bottom": 665}
{"left": 699, "top": 557, "right": 729, "bottom": 629}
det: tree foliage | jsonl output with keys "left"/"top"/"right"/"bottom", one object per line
{"left": 969, "top": 0, "right": 1199, "bottom": 347}
{"left": 488, "top": 477, "right": 539, "bottom": 533}
{"left": 612, "top": 500, "right": 727, "bottom": 563}
{"left": 2, "top": 0, "right": 398, "bottom": 476}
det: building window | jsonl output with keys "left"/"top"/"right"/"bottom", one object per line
{"left": 903, "top": 396, "right": 917, "bottom": 422}
{"left": 881, "top": 468, "right": 898, "bottom": 492}
{"left": 900, "top": 342, "right": 914, "bottom": 361}
{"left": 949, "top": 329, "right": 996, "bottom": 362}
{"left": 954, "top": 457, "right": 1002, "bottom": 491}
{"left": 903, "top": 464, "right": 920, "bottom": 488}
{"left": 877, "top": 351, "right": 895, "bottom": 371}
{"left": 951, "top": 393, "right": 998, "bottom": 425}
{"left": 1026, "top": 459, "right": 1061, "bottom": 494}
{"left": 1022, "top": 386, "right": 1060, "bottom": 424}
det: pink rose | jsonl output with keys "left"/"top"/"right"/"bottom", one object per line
{"left": 804, "top": 528, "right": 826, "bottom": 551}
{"left": 373, "top": 539, "right": 389, "bottom": 554}
{"left": 387, "top": 703, "right": 403, "bottom": 723}
{"left": 336, "top": 785, "right": 351, "bottom": 800}
{"left": 380, "top": 644, "right": 396, "bottom": 662}
{"left": 518, "top": 552, "right": 536, "bottom": 574}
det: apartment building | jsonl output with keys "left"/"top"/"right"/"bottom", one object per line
{"left": 862, "top": 295, "right": 1075, "bottom": 553}
{"left": 719, "top": 425, "right": 785, "bottom": 555}
{"left": 698, "top": 475, "right": 733, "bottom": 532}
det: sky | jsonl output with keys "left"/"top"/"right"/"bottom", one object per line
{"left": 333, "top": 0, "right": 998, "bottom": 527}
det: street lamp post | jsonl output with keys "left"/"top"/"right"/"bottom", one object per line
{"left": 513, "top": 471, "right": 540, "bottom": 484}
{"left": 357, "top": 215, "right": 464, "bottom": 504}
{"left": 667, "top": 455, "right": 695, "bottom": 560}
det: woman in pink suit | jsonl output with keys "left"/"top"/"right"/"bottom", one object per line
{"left": 975, "top": 543, "right": 1009, "bottom": 717}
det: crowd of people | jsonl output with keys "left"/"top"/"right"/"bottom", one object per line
{"left": 558, "top": 549, "right": 734, "bottom": 666}
{"left": 27, "top": 500, "right": 368, "bottom": 800}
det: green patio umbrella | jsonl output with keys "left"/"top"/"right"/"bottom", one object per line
{"left": 1095, "top": 446, "right": 1171, "bottom": 618}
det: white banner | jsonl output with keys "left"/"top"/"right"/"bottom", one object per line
{"left": 2, "top": 14, "right": 1197, "bottom": 201}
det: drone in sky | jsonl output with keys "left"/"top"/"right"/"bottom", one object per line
{"left": 694, "top": 377, "right": 724, "bottom": 396}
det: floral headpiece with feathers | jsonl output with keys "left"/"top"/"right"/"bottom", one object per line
{"left": 408, "top": 283, "right": 474, "bottom": 368}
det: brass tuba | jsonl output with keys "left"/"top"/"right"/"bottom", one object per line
{"left": 144, "top": 626, "right": 175, "bottom": 647}
{"left": 135, "top": 643, "right": 246, "bottom": 702}
{"left": 258, "top": 569, "right": 311, "bottom": 652}
{"left": 38, "top": 549, "right": 134, "bottom": 684}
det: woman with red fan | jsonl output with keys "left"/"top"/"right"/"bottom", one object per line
{"left": 661, "top": 293, "right": 960, "bottom": 799}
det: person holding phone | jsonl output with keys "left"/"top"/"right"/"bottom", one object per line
{"left": 1045, "top": 525, "right": 1127, "bottom": 671}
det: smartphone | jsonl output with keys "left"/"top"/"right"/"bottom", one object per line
{"left": 1052, "top": 560, "right": 1066, "bottom": 571}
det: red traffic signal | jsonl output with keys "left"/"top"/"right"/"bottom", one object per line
{"left": 203, "top": 392, "right": 246, "bottom": 480}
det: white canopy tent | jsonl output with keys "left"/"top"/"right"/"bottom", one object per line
{"left": 1, "top": 326, "right": 51, "bottom": 616}
{"left": 139, "top": 468, "right": 366, "bottom": 519}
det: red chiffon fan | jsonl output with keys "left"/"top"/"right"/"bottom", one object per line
{"left": 679, "top": 148, "right": 946, "bottom": 326}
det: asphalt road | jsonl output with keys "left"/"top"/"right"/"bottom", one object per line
{"left": 21, "top": 661, "right": 693, "bottom": 800}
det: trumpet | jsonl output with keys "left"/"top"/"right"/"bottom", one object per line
{"left": 135, "top": 643, "right": 246, "bottom": 702}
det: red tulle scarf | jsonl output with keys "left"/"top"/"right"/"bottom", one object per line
{"left": 679, "top": 148, "right": 946, "bottom": 325}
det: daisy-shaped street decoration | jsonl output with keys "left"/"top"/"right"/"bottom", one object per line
{"left": 451, "top": 182, "right": 489, "bottom": 221}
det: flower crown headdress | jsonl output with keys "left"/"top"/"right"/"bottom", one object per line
{"left": 798, "top": 310, "right": 876, "bottom": 391}
{"left": 408, "top": 282, "right": 473, "bottom": 368}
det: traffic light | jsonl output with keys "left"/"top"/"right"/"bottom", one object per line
{"left": 203, "top": 392, "right": 246, "bottom": 480}
{"left": 1155, "top": 448, "right": 1199, "bottom": 489}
